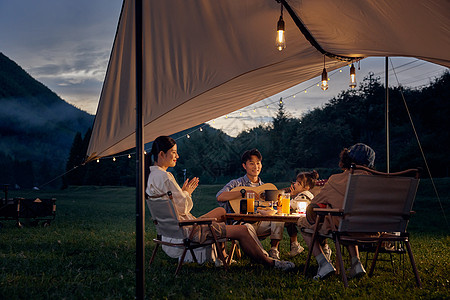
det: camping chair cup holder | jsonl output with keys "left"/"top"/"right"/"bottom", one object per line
{"left": 302, "top": 164, "right": 422, "bottom": 288}
{"left": 146, "top": 191, "right": 229, "bottom": 275}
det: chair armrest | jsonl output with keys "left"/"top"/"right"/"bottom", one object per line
{"left": 313, "top": 208, "right": 343, "bottom": 216}
{"left": 179, "top": 218, "right": 217, "bottom": 226}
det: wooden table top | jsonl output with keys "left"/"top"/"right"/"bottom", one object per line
{"left": 225, "top": 212, "right": 304, "bottom": 223}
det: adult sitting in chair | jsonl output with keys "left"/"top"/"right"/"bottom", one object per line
{"left": 146, "top": 136, "right": 295, "bottom": 271}
{"left": 298, "top": 143, "right": 376, "bottom": 280}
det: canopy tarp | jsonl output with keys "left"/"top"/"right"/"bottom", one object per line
{"left": 87, "top": 0, "right": 450, "bottom": 160}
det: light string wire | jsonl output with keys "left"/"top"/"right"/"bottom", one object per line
{"left": 389, "top": 58, "right": 449, "bottom": 230}
{"left": 92, "top": 66, "right": 346, "bottom": 163}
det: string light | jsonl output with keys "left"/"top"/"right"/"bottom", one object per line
{"left": 321, "top": 56, "right": 329, "bottom": 91}
{"left": 349, "top": 63, "right": 357, "bottom": 88}
{"left": 276, "top": 4, "right": 285, "bottom": 51}
{"left": 89, "top": 64, "right": 355, "bottom": 164}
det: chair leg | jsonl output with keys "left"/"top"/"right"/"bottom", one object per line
{"left": 369, "top": 240, "right": 382, "bottom": 277}
{"left": 334, "top": 237, "right": 348, "bottom": 288}
{"left": 228, "top": 240, "right": 237, "bottom": 265}
{"left": 303, "top": 215, "right": 322, "bottom": 276}
{"left": 189, "top": 248, "right": 199, "bottom": 264}
{"left": 209, "top": 224, "right": 228, "bottom": 270}
{"left": 176, "top": 249, "right": 188, "bottom": 276}
{"left": 149, "top": 243, "right": 160, "bottom": 268}
{"left": 404, "top": 240, "right": 422, "bottom": 288}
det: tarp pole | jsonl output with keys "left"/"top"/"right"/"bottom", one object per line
{"left": 385, "top": 56, "right": 390, "bottom": 173}
{"left": 135, "top": 0, "right": 145, "bottom": 299}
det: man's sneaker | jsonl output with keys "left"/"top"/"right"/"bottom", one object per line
{"left": 313, "top": 261, "right": 336, "bottom": 280}
{"left": 215, "top": 257, "right": 237, "bottom": 267}
{"left": 274, "top": 259, "right": 295, "bottom": 271}
{"left": 322, "top": 243, "right": 332, "bottom": 261}
{"left": 348, "top": 259, "right": 366, "bottom": 278}
{"left": 289, "top": 241, "right": 304, "bottom": 257}
{"left": 268, "top": 248, "right": 280, "bottom": 260}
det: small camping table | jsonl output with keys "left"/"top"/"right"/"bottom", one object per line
{"left": 225, "top": 213, "right": 304, "bottom": 224}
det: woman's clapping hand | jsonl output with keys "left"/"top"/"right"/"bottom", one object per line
{"left": 182, "top": 177, "right": 199, "bottom": 195}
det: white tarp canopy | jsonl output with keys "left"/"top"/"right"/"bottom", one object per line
{"left": 87, "top": 0, "right": 450, "bottom": 160}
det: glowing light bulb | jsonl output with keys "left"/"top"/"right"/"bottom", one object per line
{"left": 187, "top": 134, "right": 190, "bottom": 138}
{"left": 128, "top": 154, "right": 131, "bottom": 158}
{"left": 113, "top": 157, "right": 116, "bottom": 162}
{"left": 349, "top": 63, "right": 357, "bottom": 88}
{"left": 96, "top": 159, "right": 99, "bottom": 163}
{"left": 199, "top": 127, "right": 203, "bottom": 132}
{"left": 321, "top": 68, "right": 328, "bottom": 91}
{"left": 276, "top": 16, "right": 285, "bottom": 51}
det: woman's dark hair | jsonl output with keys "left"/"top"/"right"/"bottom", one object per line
{"left": 241, "top": 148, "right": 262, "bottom": 164}
{"left": 145, "top": 136, "right": 176, "bottom": 185}
{"left": 338, "top": 148, "right": 354, "bottom": 170}
{"left": 296, "top": 170, "right": 319, "bottom": 190}
{"left": 150, "top": 136, "right": 176, "bottom": 163}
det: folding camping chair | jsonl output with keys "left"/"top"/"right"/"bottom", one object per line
{"left": 146, "top": 191, "right": 229, "bottom": 275}
{"left": 302, "top": 165, "right": 422, "bottom": 288}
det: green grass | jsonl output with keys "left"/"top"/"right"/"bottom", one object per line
{"left": 0, "top": 180, "right": 449, "bottom": 299}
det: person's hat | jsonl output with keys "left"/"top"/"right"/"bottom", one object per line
{"left": 348, "top": 143, "right": 375, "bottom": 167}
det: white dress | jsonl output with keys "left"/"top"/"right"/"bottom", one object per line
{"left": 146, "top": 165, "right": 214, "bottom": 262}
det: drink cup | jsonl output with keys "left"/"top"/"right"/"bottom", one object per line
{"left": 282, "top": 193, "right": 290, "bottom": 215}
{"left": 246, "top": 192, "right": 255, "bottom": 214}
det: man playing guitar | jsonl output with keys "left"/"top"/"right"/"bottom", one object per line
{"left": 216, "top": 149, "right": 285, "bottom": 260}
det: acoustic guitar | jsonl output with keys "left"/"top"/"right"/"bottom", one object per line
{"left": 228, "top": 183, "right": 278, "bottom": 213}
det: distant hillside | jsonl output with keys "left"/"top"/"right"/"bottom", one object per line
{"left": 0, "top": 52, "right": 94, "bottom": 188}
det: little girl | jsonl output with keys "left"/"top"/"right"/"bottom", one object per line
{"left": 286, "top": 170, "right": 319, "bottom": 257}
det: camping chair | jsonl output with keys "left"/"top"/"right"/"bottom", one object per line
{"left": 302, "top": 165, "right": 422, "bottom": 288}
{"left": 146, "top": 191, "right": 229, "bottom": 275}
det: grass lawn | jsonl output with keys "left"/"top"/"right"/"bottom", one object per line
{"left": 0, "top": 179, "right": 449, "bottom": 299}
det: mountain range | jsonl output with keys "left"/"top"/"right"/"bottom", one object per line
{"left": 0, "top": 52, "right": 94, "bottom": 188}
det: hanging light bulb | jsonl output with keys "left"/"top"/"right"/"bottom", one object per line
{"left": 321, "top": 68, "right": 328, "bottom": 91}
{"left": 199, "top": 127, "right": 203, "bottom": 132}
{"left": 128, "top": 154, "right": 131, "bottom": 159}
{"left": 113, "top": 157, "right": 116, "bottom": 162}
{"left": 320, "top": 56, "right": 328, "bottom": 91}
{"left": 276, "top": 5, "right": 285, "bottom": 51}
{"left": 349, "top": 63, "right": 357, "bottom": 88}
{"left": 96, "top": 159, "right": 99, "bottom": 163}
